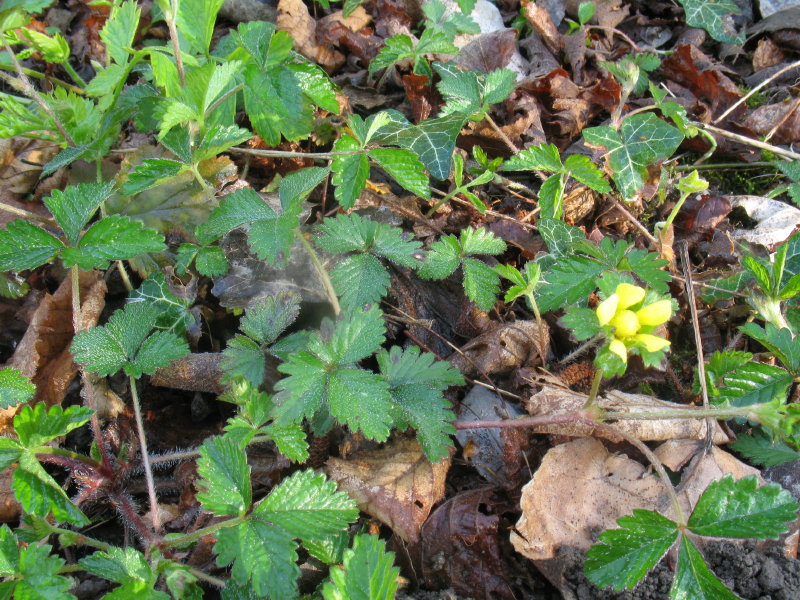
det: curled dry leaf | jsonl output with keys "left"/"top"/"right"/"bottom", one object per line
{"left": 752, "top": 38, "right": 785, "bottom": 71}
{"left": 416, "top": 487, "right": 516, "bottom": 600}
{"left": 523, "top": 1, "right": 563, "bottom": 54}
{"left": 449, "top": 319, "right": 549, "bottom": 377}
{"left": 743, "top": 100, "right": 800, "bottom": 145}
{"left": 325, "top": 438, "right": 450, "bottom": 543}
{"left": 0, "top": 138, "right": 60, "bottom": 198}
{"left": 0, "top": 470, "right": 18, "bottom": 522}
{"left": 277, "top": 0, "right": 345, "bottom": 72}
{"left": 455, "top": 29, "right": 519, "bottom": 73}
{"left": 524, "top": 385, "right": 731, "bottom": 443}
{"left": 151, "top": 353, "right": 226, "bottom": 395}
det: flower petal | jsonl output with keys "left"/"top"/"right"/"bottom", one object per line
{"left": 636, "top": 300, "right": 672, "bottom": 327}
{"left": 615, "top": 283, "right": 645, "bottom": 309}
{"left": 610, "top": 310, "right": 640, "bottom": 337}
{"left": 596, "top": 294, "right": 619, "bottom": 326}
{"left": 632, "top": 333, "right": 670, "bottom": 352}
{"left": 609, "top": 339, "right": 628, "bottom": 363}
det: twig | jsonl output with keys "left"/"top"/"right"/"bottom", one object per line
{"left": 166, "top": 0, "right": 186, "bottom": 86}
{"left": 586, "top": 25, "right": 642, "bottom": 52}
{"left": 0, "top": 200, "right": 57, "bottom": 226}
{"left": 700, "top": 123, "right": 800, "bottom": 161}
{"left": 129, "top": 377, "right": 161, "bottom": 532}
{"left": 611, "top": 198, "right": 658, "bottom": 245}
{"left": 714, "top": 59, "right": 800, "bottom": 124}
{"left": 764, "top": 96, "right": 800, "bottom": 143}
{"left": 484, "top": 113, "right": 519, "bottom": 155}
{"left": 295, "top": 229, "right": 340, "bottom": 316}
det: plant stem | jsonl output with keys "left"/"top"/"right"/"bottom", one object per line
{"left": 673, "top": 161, "right": 776, "bottom": 171}
{"left": 229, "top": 146, "right": 366, "bottom": 159}
{"left": 606, "top": 407, "right": 757, "bottom": 421}
{"left": 129, "top": 376, "right": 161, "bottom": 532}
{"left": 189, "top": 568, "right": 227, "bottom": 588}
{"left": 205, "top": 83, "right": 244, "bottom": 119}
{"left": 661, "top": 191, "right": 690, "bottom": 234}
{"left": 0, "top": 200, "right": 57, "bottom": 226}
{"left": 35, "top": 446, "right": 101, "bottom": 469}
{"left": 45, "top": 524, "right": 113, "bottom": 551}
{"left": 425, "top": 187, "right": 459, "bottom": 217}
{"left": 0, "top": 64, "right": 85, "bottom": 94}
{"left": 159, "top": 515, "right": 244, "bottom": 549}
{"left": 699, "top": 122, "right": 800, "bottom": 161}
{"left": 61, "top": 61, "right": 87, "bottom": 88}
{"left": 583, "top": 368, "right": 604, "bottom": 408}
{"left": 454, "top": 411, "right": 593, "bottom": 430}
{"left": 166, "top": 0, "right": 186, "bottom": 87}
{"left": 484, "top": 113, "right": 519, "bottom": 154}
{"left": 295, "top": 228, "right": 340, "bottom": 316}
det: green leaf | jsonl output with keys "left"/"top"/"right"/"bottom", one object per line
{"left": 462, "top": 257, "right": 500, "bottom": 310}
{"left": 372, "top": 110, "right": 466, "bottom": 180}
{"left": 13, "top": 452, "right": 89, "bottom": 525}
{"left": 0, "top": 524, "right": 16, "bottom": 576}
{"left": 0, "top": 219, "right": 64, "bottom": 272}
{"left": 434, "top": 62, "right": 515, "bottom": 117}
{"left": 701, "top": 350, "right": 752, "bottom": 391}
{"left": 496, "top": 262, "right": 540, "bottom": 305}
{"left": 538, "top": 173, "right": 566, "bottom": 220}
{"left": 41, "top": 145, "right": 90, "bottom": 177}
{"left": 329, "top": 253, "right": 390, "bottom": 308}
{"left": 378, "top": 346, "right": 462, "bottom": 461}
{"left": 121, "top": 159, "right": 186, "bottom": 195}
{"left": 739, "top": 323, "right": 800, "bottom": 374}
{"left": 503, "top": 143, "right": 563, "bottom": 172}
{"left": 460, "top": 226, "right": 506, "bottom": 255}
{"left": 196, "top": 435, "right": 252, "bottom": 517}
{"left": 538, "top": 255, "right": 604, "bottom": 312}
{"left": 578, "top": 1, "right": 595, "bottom": 25}
{"left": 80, "top": 547, "right": 155, "bottom": 586}
{"left": 677, "top": 0, "right": 743, "bottom": 44}
{"left": 369, "top": 34, "right": 415, "bottom": 74}
{"left": 100, "top": 0, "right": 140, "bottom": 66}
{"left": 195, "top": 245, "right": 228, "bottom": 276}
{"left": 196, "top": 187, "right": 298, "bottom": 264}
{"left": 240, "top": 292, "right": 301, "bottom": 345}
{"left": 233, "top": 21, "right": 292, "bottom": 70}
{"left": 688, "top": 474, "right": 799, "bottom": 539}
{"left": 670, "top": 536, "right": 738, "bottom": 600}
{"left": 537, "top": 217, "right": 585, "bottom": 258}
{"left": 0, "top": 367, "right": 34, "bottom": 409}
{"left": 742, "top": 256, "right": 773, "bottom": 294}
{"left": 222, "top": 336, "right": 265, "bottom": 386}
{"left": 158, "top": 101, "right": 199, "bottom": 139}
{"left": 624, "top": 249, "right": 671, "bottom": 293}
{"left": 561, "top": 307, "right": 601, "bottom": 341}
{"left": 44, "top": 182, "right": 114, "bottom": 245}
{"left": 715, "top": 362, "right": 792, "bottom": 407}
{"left": 322, "top": 534, "right": 400, "bottom": 600}
{"left": 331, "top": 134, "right": 368, "bottom": 209}
{"left": 583, "top": 113, "right": 684, "bottom": 199}
{"left": 417, "top": 234, "right": 461, "bottom": 279}
{"left": 194, "top": 125, "right": 252, "bottom": 163}
{"left": 5, "top": 540, "right": 75, "bottom": 600}
{"left": 61, "top": 215, "right": 166, "bottom": 270}
{"left": 129, "top": 272, "right": 193, "bottom": 334}
{"left": 71, "top": 302, "right": 189, "bottom": 377}
{"left": 730, "top": 429, "right": 800, "bottom": 467}
{"left": 584, "top": 509, "right": 678, "bottom": 591}
{"left": 243, "top": 64, "right": 312, "bottom": 146}
{"left": 14, "top": 403, "right": 93, "bottom": 448}
{"left": 176, "top": 0, "right": 224, "bottom": 55}
{"left": 369, "top": 147, "right": 430, "bottom": 198}
{"left": 564, "top": 154, "right": 611, "bottom": 193}
{"left": 278, "top": 166, "right": 330, "bottom": 210}
{"left": 266, "top": 423, "right": 309, "bottom": 463}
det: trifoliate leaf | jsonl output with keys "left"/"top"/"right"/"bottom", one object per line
{"left": 195, "top": 245, "right": 228, "bottom": 276}
{"left": 624, "top": 249, "right": 671, "bottom": 293}
{"left": 418, "top": 234, "right": 461, "bottom": 279}
{"left": 459, "top": 226, "right": 506, "bottom": 255}
{"left": 688, "top": 474, "right": 799, "bottom": 539}
{"left": 538, "top": 255, "right": 604, "bottom": 313}
{"left": 462, "top": 257, "right": 500, "bottom": 310}
{"left": 222, "top": 337, "right": 266, "bottom": 386}
{"left": 266, "top": 423, "right": 309, "bottom": 463}
{"left": 315, "top": 213, "right": 422, "bottom": 268}
{"left": 677, "top": 0, "right": 743, "bottom": 44}
{"left": 378, "top": 346, "right": 462, "bottom": 461}
{"left": 0, "top": 219, "right": 64, "bottom": 272}
{"left": 670, "top": 536, "right": 738, "bottom": 600}
{"left": 331, "top": 134, "right": 368, "bottom": 209}
{"left": 100, "top": 0, "right": 140, "bottom": 66}
{"left": 241, "top": 292, "right": 301, "bottom": 345}
{"left": 372, "top": 110, "right": 465, "bottom": 180}
{"left": 322, "top": 534, "right": 400, "bottom": 600}
{"left": 60, "top": 215, "right": 166, "bottom": 270}
{"left": 196, "top": 187, "right": 298, "bottom": 264}
{"left": 434, "top": 62, "right": 515, "bottom": 117}
{"left": 329, "top": 253, "right": 391, "bottom": 309}
{"left": 0, "top": 367, "right": 35, "bottom": 409}
{"left": 564, "top": 154, "right": 611, "bottom": 193}
{"left": 71, "top": 302, "right": 189, "bottom": 377}
{"left": 196, "top": 435, "right": 252, "bottom": 517}
{"left": 368, "top": 147, "right": 430, "bottom": 199}
{"left": 3, "top": 540, "right": 74, "bottom": 600}
{"left": 503, "top": 143, "right": 563, "bottom": 172}
{"left": 714, "top": 362, "right": 792, "bottom": 407}
{"left": 14, "top": 403, "right": 94, "bottom": 448}
{"left": 561, "top": 307, "right": 601, "bottom": 341}
{"left": 496, "top": 261, "right": 540, "bottom": 306}
{"left": 583, "top": 113, "right": 684, "bottom": 200}
{"left": 739, "top": 323, "right": 800, "bottom": 375}
{"left": 243, "top": 64, "right": 313, "bottom": 146}
{"left": 729, "top": 429, "right": 800, "bottom": 467}
{"left": 13, "top": 452, "right": 89, "bottom": 525}
{"left": 129, "top": 272, "right": 193, "bottom": 334}
{"left": 121, "top": 159, "right": 187, "bottom": 195}
{"left": 44, "top": 182, "right": 115, "bottom": 245}
{"left": 584, "top": 509, "right": 678, "bottom": 591}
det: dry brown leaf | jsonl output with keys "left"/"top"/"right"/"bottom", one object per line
{"left": 325, "top": 438, "right": 450, "bottom": 543}
{"left": 277, "top": 0, "right": 344, "bottom": 71}
{"left": 743, "top": 100, "right": 800, "bottom": 145}
{"left": 455, "top": 29, "right": 518, "bottom": 73}
{"left": 523, "top": 1, "right": 563, "bottom": 54}
{"left": 0, "top": 469, "right": 19, "bottom": 523}
{"left": 1, "top": 271, "right": 106, "bottom": 433}
{"left": 151, "top": 353, "right": 226, "bottom": 394}
{"left": 0, "top": 138, "right": 60, "bottom": 197}
{"left": 524, "top": 385, "right": 731, "bottom": 444}
{"left": 753, "top": 37, "right": 785, "bottom": 71}
{"left": 594, "top": 0, "right": 629, "bottom": 30}
{"left": 448, "top": 319, "right": 549, "bottom": 377}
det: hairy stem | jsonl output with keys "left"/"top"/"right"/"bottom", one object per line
{"left": 583, "top": 368, "right": 604, "bottom": 408}
{"left": 0, "top": 63, "right": 85, "bottom": 94}
{"left": 190, "top": 568, "right": 227, "bottom": 588}
{"left": 129, "top": 377, "right": 161, "bottom": 532}
{"left": 35, "top": 446, "right": 101, "bottom": 469}
{"left": 205, "top": 83, "right": 244, "bottom": 119}
{"left": 295, "top": 228, "right": 341, "bottom": 316}
{"left": 44, "top": 524, "right": 113, "bottom": 552}
{"left": 61, "top": 61, "right": 87, "bottom": 88}
{"left": 159, "top": 515, "right": 244, "bottom": 549}
{"left": 167, "top": 0, "right": 186, "bottom": 87}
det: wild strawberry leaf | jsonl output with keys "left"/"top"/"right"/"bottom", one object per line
{"left": 243, "top": 64, "right": 313, "bottom": 146}
{"left": 0, "top": 219, "right": 64, "bottom": 272}
{"left": 0, "top": 533, "right": 74, "bottom": 600}
{"left": 194, "top": 125, "right": 252, "bottom": 163}
{"left": 329, "top": 254, "right": 391, "bottom": 309}
{"left": 0, "top": 367, "right": 35, "bottom": 409}
{"left": 739, "top": 323, "right": 800, "bottom": 375}
{"left": 537, "top": 256, "right": 604, "bottom": 313}
{"left": 503, "top": 143, "right": 563, "bottom": 172}
{"left": 14, "top": 452, "right": 89, "bottom": 526}
{"left": 564, "top": 154, "right": 612, "bottom": 193}
{"left": 196, "top": 435, "right": 252, "bottom": 517}
{"left": 43, "top": 182, "right": 114, "bottom": 246}
{"left": 60, "top": 215, "right": 166, "bottom": 270}
{"left": 80, "top": 547, "right": 161, "bottom": 593}
{"left": 176, "top": 243, "right": 229, "bottom": 276}
{"left": 331, "top": 135, "right": 368, "bottom": 209}
{"left": 670, "top": 536, "right": 738, "bottom": 600}
{"left": 688, "top": 474, "right": 799, "bottom": 539}
{"left": 14, "top": 403, "right": 94, "bottom": 449}
{"left": 584, "top": 509, "right": 678, "bottom": 591}
{"left": 462, "top": 257, "right": 500, "bottom": 310}
{"left": 278, "top": 166, "right": 330, "bottom": 209}
{"left": 322, "top": 534, "right": 400, "bottom": 600}
{"left": 729, "top": 429, "right": 800, "bottom": 467}
{"left": 433, "top": 62, "right": 515, "bottom": 117}
{"left": 121, "top": 159, "right": 187, "bottom": 195}
{"left": 368, "top": 148, "right": 430, "bottom": 199}
{"left": 714, "top": 362, "right": 793, "bottom": 408}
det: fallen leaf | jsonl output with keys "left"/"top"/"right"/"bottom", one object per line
{"left": 0, "top": 469, "right": 19, "bottom": 522}
{"left": 0, "top": 138, "right": 60, "bottom": 198}
{"left": 277, "top": 0, "right": 345, "bottom": 72}
{"left": 325, "top": 438, "right": 450, "bottom": 543}
{"left": 455, "top": 29, "right": 518, "bottom": 73}
{"left": 523, "top": 385, "right": 731, "bottom": 444}
{"left": 151, "top": 353, "right": 226, "bottom": 394}
{"left": 416, "top": 487, "right": 516, "bottom": 599}
{"left": 523, "top": 1, "right": 563, "bottom": 55}
{"left": 449, "top": 319, "right": 549, "bottom": 377}
{"left": 727, "top": 194, "right": 800, "bottom": 247}
{"left": 743, "top": 100, "right": 800, "bottom": 145}
{"left": 753, "top": 37, "right": 785, "bottom": 71}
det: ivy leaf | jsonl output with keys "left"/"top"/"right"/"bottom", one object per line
{"left": 368, "top": 148, "right": 430, "bottom": 199}
{"left": 537, "top": 217, "right": 585, "bottom": 258}
{"left": 715, "top": 362, "right": 793, "bottom": 407}
{"left": 14, "top": 452, "right": 89, "bottom": 525}
{"left": 729, "top": 429, "right": 800, "bottom": 467}
{"left": 372, "top": 110, "right": 466, "bottom": 180}
{"left": 377, "top": 346, "right": 463, "bottom": 461}
{"left": 60, "top": 215, "right": 166, "bottom": 270}
{"left": 670, "top": 536, "right": 738, "bottom": 600}
{"left": 14, "top": 403, "right": 94, "bottom": 448}
{"left": 739, "top": 323, "right": 800, "bottom": 375}
{"left": 322, "top": 534, "right": 400, "bottom": 600}
{"left": 0, "top": 367, "right": 35, "bottom": 409}
{"left": 688, "top": 474, "right": 799, "bottom": 539}
{"left": 677, "top": 0, "right": 743, "bottom": 44}
{"left": 331, "top": 134, "right": 368, "bottom": 209}
{"left": 129, "top": 272, "right": 193, "bottom": 334}
{"left": 0, "top": 219, "right": 64, "bottom": 272}
{"left": 583, "top": 113, "right": 684, "bottom": 200}
{"left": 196, "top": 435, "right": 252, "bottom": 517}
{"left": 196, "top": 187, "right": 299, "bottom": 264}
{"left": 121, "top": 159, "right": 187, "bottom": 195}
{"left": 584, "top": 509, "right": 678, "bottom": 591}
{"left": 71, "top": 302, "right": 189, "bottom": 378}
{"left": 43, "top": 182, "right": 114, "bottom": 245}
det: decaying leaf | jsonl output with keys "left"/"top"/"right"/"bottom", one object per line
{"left": 0, "top": 469, "right": 19, "bottom": 522}
{"left": 151, "top": 353, "right": 226, "bottom": 394}
{"left": 524, "top": 385, "right": 731, "bottom": 443}
{"left": 743, "top": 101, "right": 800, "bottom": 146}
{"left": 277, "top": 0, "right": 345, "bottom": 72}
{"left": 326, "top": 438, "right": 450, "bottom": 543}
{"left": 727, "top": 195, "right": 800, "bottom": 247}
{"left": 449, "top": 319, "right": 549, "bottom": 377}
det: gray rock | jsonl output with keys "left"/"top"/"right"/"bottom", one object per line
{"left": 220, "top": 0, "right": 276, "bottom": 23}
{"left": 758, "top": 0, "right": 800, "bottom": 18}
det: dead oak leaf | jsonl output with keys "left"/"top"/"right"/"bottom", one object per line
{"left": 325, "top": 438, "right": 450, "bottom": 543}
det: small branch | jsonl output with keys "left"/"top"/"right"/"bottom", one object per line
{"left": 61, "top": 61, "right": 87, "bottom": 88}
{"left": 190, "top": 568, "right": 227, "bottom": 589}
{"left": 454, "top": 411, "right": 592, "bottom": 430}
{"left": 295, "top": 228, "right": 341, "bottom": 316}
{"left": 229, "top": 146, "right": 366, "bottom": 159}
{"left": 166, "top": 0, "right": 186, "bottom": 86}
{"left": 0, "top": 64, "right": 85, "bottom": 94}
{"left": 586, "top": 25, "right": 642, "bottom": 52}
{"left": 109, "top": 491, "right": 156, "bottom": 544}
{"left": 35, "top": 446, "right": 101, "bottom": 470}
{"left": 45, "top": 525, "right": 113, "bottom": 552}
{"left": 149, "top": 447, "right": 201, "bottom": 465}
{"left": 714, "top": 59, "right": 800, "bottom": 125}
{"left": 699, "top": 123, "right": 800, "bottom": 161}
{"left": 673, "top": 161, "right": 776, "bottom": 171}
{"left": 129, "top": 377, "right": 161, "bottom": 532}
{"left": 0, "top": 200, "right": 57, "bottom": 226}
{"left": 611, "top": 198, "right": 658, "bottom": 245}
{"left": 484, "top": 113, "right": 519, "bottom": 155}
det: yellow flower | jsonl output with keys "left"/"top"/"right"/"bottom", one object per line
{"left": 635, "top": 300, "right": 672, "bottom": 327}
{"left": 632, "top": 334, "right": 671, "bottom": 352}
{"left": 609, "top": 339, "right": 628, "bottom": 363}
{"left": 596, "top": 294, "right": 619, "bottom": 326}
{"left": 609, "top": 310, "right": 640, "bottom": 337}
{"left": 615, "top": 283, "right": 645, "bottom": 309}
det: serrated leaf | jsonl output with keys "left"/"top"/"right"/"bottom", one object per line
{"left": 331, "top": 134, "right": 368, "bottom": 209}
{"left": 715, "top": 362, "right": 792, "bottom": 407}
{"left": 194, "top": 125, "right": 252, "bottom": 163}
{"left": 372, "top": 110, "right": 465, "bottom": 180}
{"left": 176, "top": 0, "right": 224, "bottom": 55}
{"left": 240, "top": 292, "right": 301, "bottom": 345}
{"left": 670, "top": 536, "right": 738, "bottom": 600}
{"left": 537, "top": 217, "right": 585, "bottom": 257}
{"left": 538, "top": 255, "right": 604, "bottom": 312}
{"left": 61, "top": 215, "right": 166, "bottom": 270}
{"left": 71, "top": 302, "right": 189, "bottom": 377}
{"left": 378, "top": 346, "right": 462, "bottom": 461}
{"left": 583, "top": 113, "right": 684, "bottom": 199}
{"left": 624, "top": 249, "right": 671, "bottom": 293}
{"left": 322, "top": 534, "right": 400, "bottom": 600}
{"left": 13, "top": 452, "right": 89, "bottom": 525}
{"left": 688, "top": 474, "right": 799, "bottom": 539}
{"left": 14, "top": 403, "right": 94, "bottom": 448}
{"left": 0, "top": 367, "right": 35, "bottom": 409}
{"left": 417, "top": 235, "right": 461, "bottom": 279}
{"left": 330, "top": 253, "right": 391, "bottom": 309}
{"left": 739, "top": 323, "right": 800, "bottom": 374}
{"left": 503, "top": 143, "right": 563, "bottom": 172}
{"left": 221, "top": 336, "right": 265, "bottom": 386}
{"left": 289, "top": 60, "right": 340, "bottom": 114}
{"left": 730, "top": 429, "right": 800, "bottom": 467}
{"left": 266, "top": 423, "right": 309, "bottom": 463}
{"left": 369, "top": 147, "right": 430, "bottom": 198}
{"left": 6, "top": 541, "right": 74, "bottom": 600}
{"left": 80, "top": 547, "right": 153, "bottom": 586}
{"left": 121, "top": 159, "right": 186, "bottom": 195}
{"left": 41, "top": 145, "right": 90, "bottom": 177}
{"left": 564, "top": 154, "right": 611, "bottom": 193}
{"left": 369, "top": 34, "right": 415, "bottom": 74}
{"left": 196, "top": 187, "right": 298, "bottom": 264}
{"left": 316, "top": 213, "right": 422, "bottom": 268}
{"left": 44, "top": 182, "right": 114, "bottom": 245}
{"left": 196, "top": 435, "right": 252, "bottom": 516}
{"left": 460, "top": 227, "right": 506, "bottom": 255}
{"left": 0, "top": 219, "right": 64, "bottom": 272}
{"left": 233, "top": 21, "right": 291, "bottom": 70}
{"left": 244, "top": 64, "right": 312, "bottom": 146}
{"left": 538, "top": 173, "right": 565, "bottom": 220}
{"left": 677, "top": 0, "right": 743, "bottom": 44}
{"left": 100, "top": 0, "right": 140, "bottom": 66}
{"left": 328, "top": 304, "right": 386, "bottom": 365}
{"left": 462, "top": 257, "right": 500, "bottom": 310}
{"left": 700, "top": 350, "right": 752, "bottom": 393}
{"left": 195, "top": 245, "right": 228, "bottom": 276}
{"left": 129, "top": 272, "right": 193, "bottom": 334}
{"left": 561, "top": 307, "right": 601, "bottom": 341}
{"left": 0, "top": 525, "right": 16, "bottom": 576}
{"left": 584, "top": 509, "right": 678, "bottom": 591}
{"left": 279, "top": 166, "right": 330, "bottom": 210}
